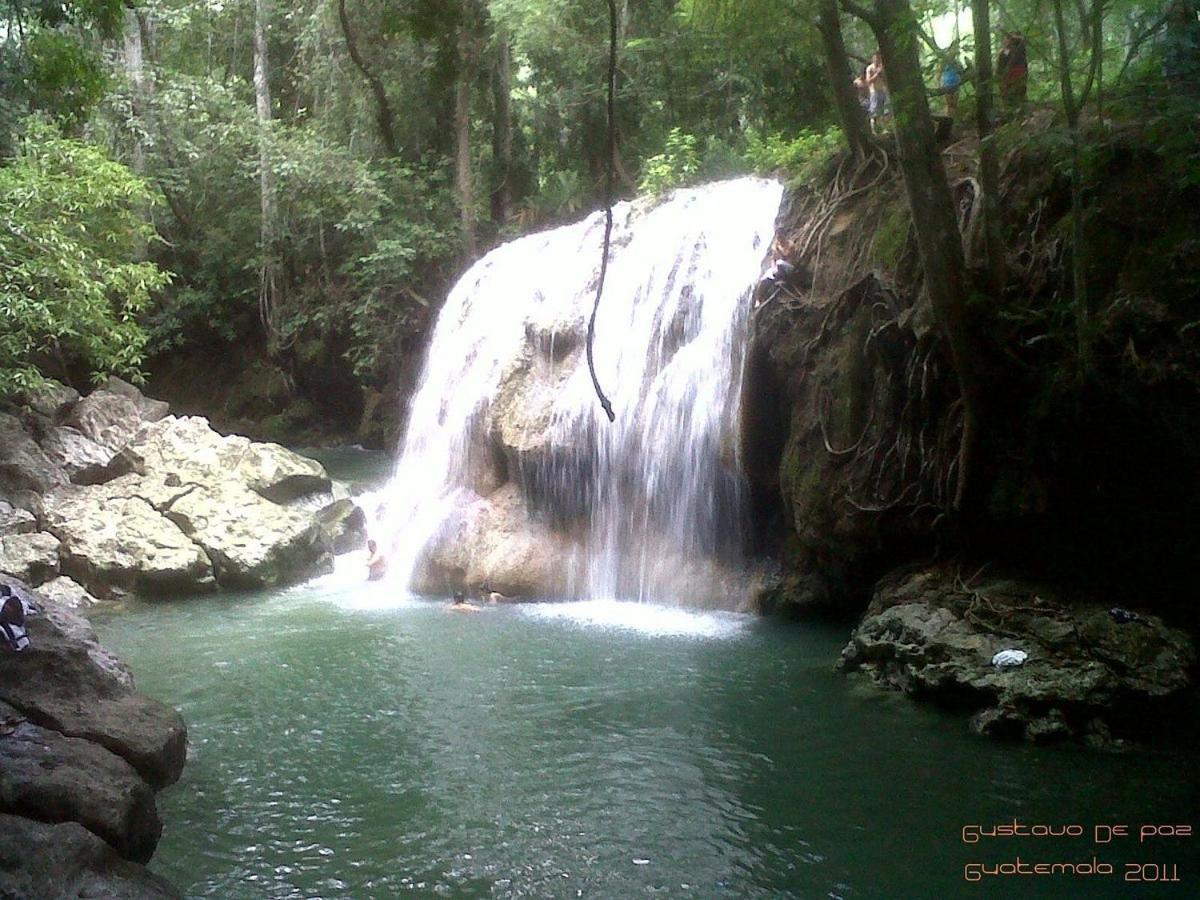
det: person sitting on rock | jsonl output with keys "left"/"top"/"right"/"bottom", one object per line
{"left": 0, "top": 584, "right": 30, "bottom": 653}
{"left": 365, "top": 539, "right": 388, "bottom": 582}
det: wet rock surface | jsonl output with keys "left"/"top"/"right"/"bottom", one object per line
{"left": 0, "top": 577, "right": 185, "bottom": 891}
{"left": 2, "top": 380, "right": 343, "bottom": 599}
{"left": 0, "top": 814, "right": 179, "bottom": 899}
{"left": 838, "top": 567, "right": 1196, "bottom": 745}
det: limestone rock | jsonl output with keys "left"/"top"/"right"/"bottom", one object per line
{"left": 163, "top": 480, "right": 332, "bottom": 588}
{"left": 101, "top": 377, "right": 170, "bottom": 423}
{"left": 65, "top": 391, "right": 145, "bottom": 454}
{"left": 0, "top": 702, "right": 161, "bottom": 863}
{"left": 35, "top": 576, "right": 101, "bottom": 611}
{"left": 0, "top": 532, "right": 60, "bottom": 586}
{"left": 0, "top": 500, "right": 37, "bottom": 537}
{"left": 0, "top": 587, "right": 185, "bottom": 788}
{"left": 316, "top": 498, "right": 367, "bottom": 554}
{"left": 43, "top": 487, "right": 214, "bottom": 599}
{"left": 0, "top": 412, "right": 67, "bottom": 496}
{"left": 38, "top": 426, "right": 115, "bottom": 485}
{"left": 128, "top": 416, "right": 329, "bottom": 502}
{"left": 839, "top": 567, "right": 1196, "bottom": 743}
{"left": 20, "top": 380, "right": 81, "bottom": 421}
{"left": 0, "top": 814, "right": 179, "bottom": 899}
{"left": 414, "top": 483, "right": 575, "bottom": 597}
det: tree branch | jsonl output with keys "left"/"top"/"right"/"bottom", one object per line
{"left": 336, "top": 0, "right": 401, "bottom": 158}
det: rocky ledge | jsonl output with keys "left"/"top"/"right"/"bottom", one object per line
{"left": 838, "top": 567, "right": 1197, "bottom": 746}
{"left": 0, "top": 575, "right": 185, "bottom": 897}
{"left": 1, "top": 377, "right": 366, "bottom": 601}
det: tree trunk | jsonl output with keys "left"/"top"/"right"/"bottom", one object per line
{"left": 123, "top": 8, "right": 147, "bottom": 175}
{"left": 336, "top": 0, "right": 400, "bottom": 158}
{"left": 254, "top": 0, "right": 279, "bottom": 345}
{"left": 456, "top": 7, "right": 477, "bottom": 257}
{"left": 1052, "top": 0, "right": 1091, "bottom": 375}
{"left": 490, "top": 25, "right": 514, "bottom": 225}
{"left": 971, "top": 0, "right": 1007, "bottom": 291}
{"left": 856, "top": 0, "right": 984, "bottom": 510}
{"left": 816, "top": 1, "right": 873, "bottom": 160}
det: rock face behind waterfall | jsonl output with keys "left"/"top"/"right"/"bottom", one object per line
{"left": 385, "top": 178, "right": 785, "bottom": 607}
{"left": 0, "top": 576, "right": 186, "bottom": 896}
{"left": 0, "top": 378, "right": 338, "bottom": 599}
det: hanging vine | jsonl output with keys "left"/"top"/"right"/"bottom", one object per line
{"left": 585, "top": 0, "right": 618, "bottom": 423}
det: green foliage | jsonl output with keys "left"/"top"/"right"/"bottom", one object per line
{"left": 285, "top": 158, "right": 457, "bottom": 381}
{"left": 743, "top": 126, "right": 844, "bottom": 187}
{"left": 0, "top": 119, "right": 169, "bottom": 394}
{"left": 639, "top": 128, "right": 701, "bottom": 195}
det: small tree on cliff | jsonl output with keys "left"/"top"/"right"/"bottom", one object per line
{"left": 839, "top": 0, "right": 984, "bottom": 510}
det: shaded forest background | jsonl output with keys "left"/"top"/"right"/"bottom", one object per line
{"left": 1, "top": 0, "right": 1198, "bottom": 454}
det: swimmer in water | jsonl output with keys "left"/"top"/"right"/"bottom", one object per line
{"left": 449, "top": 591, "right": 483, "bottom": 613}
{"left": 365, "top": 539, "right": 388, "bottom": 581}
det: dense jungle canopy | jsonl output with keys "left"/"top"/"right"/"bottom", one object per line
{"left": 1, "top": 0, "right": 1197, "bottom": 426}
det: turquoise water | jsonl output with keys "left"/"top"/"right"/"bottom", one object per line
{"left": 93, "top": 571, "right": 1199, "bottom": 899}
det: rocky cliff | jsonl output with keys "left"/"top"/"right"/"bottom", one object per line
{"left": 0, "top": 576, "right": 185, "bottom": 897}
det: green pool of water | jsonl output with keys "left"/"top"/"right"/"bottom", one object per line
{"left": 92, "top": 573, "right": 1199, "bottom": 899}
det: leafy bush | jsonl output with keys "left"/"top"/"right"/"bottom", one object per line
{"left": 639, "top": 128, "right": 701, "bottom": 195}
{"left": 0, "top": 119, "right": 169, "bottom": 393}
{"left": 743, "top": 126, "right": 844, "bottom": 187}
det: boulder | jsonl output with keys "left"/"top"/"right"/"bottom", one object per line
{"left": 413, "top": 483, "right": 576, "bottom": 597}
{"left": 0, "top": 500, "right": 37, "bottom": 537}
{"left": 0, "top": 814, "right": 179, "bottom": 899}
{"left": 0, "top": 702, "right": 161, "bottom": 863}
{"left": 128, "top": 416, "right": 330, "bottom": 502}
{"left": 316, "top": 498, "right": 367, "bottom": 554}
{"left": 236, "top": 441, "right": 330, "bottom": 502}
{"left": 35, "top": 576, "right": 100, "bottom": 611}
{"left": 38, "top": 426, "right": 115, "bottom": 485}
{"left": 20, "top": 380, "right": 80, "bottom": 422}
{"left": 838, "top": 567, "right": 1196, "bottom": 743}
{"left": 64, "top": 392, "right": 145, "bottom": 454}
{"left": 0, "top": 413, "right": 67, "bottom": 496}
{"left": 163, "top": 480, "right": 332, "bottom": 588}
{"left": 101, "top": 377, "right": 170, "bottom": 423}
{"left": 0, "top": 586, "right": 185, "bottom": 788}
{"left": 42, "top": 486, "right": 215, "bottom": 599}
{"left": 490, "top": 342, "right": 579, "bottom": 483}
{"left": 0, "top": 532, "right": 60, "bottom": 586}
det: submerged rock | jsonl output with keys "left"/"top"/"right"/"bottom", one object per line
{"left": 0, "top": 814, "right": 179, "bottom": 899}
{"left": 839, "top": 567, "right": 1196, "bottom": 744}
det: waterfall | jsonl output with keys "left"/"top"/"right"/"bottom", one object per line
{"left": 376, "top": 177, "right": 783, "bottom": 607}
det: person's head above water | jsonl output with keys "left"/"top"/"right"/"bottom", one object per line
{"left": 452, "top": 591, "right": 466, "bottom": 605}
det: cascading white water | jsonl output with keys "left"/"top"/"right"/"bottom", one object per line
{"left": 376, "top": 177, "right": 783, "bottom": 606}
